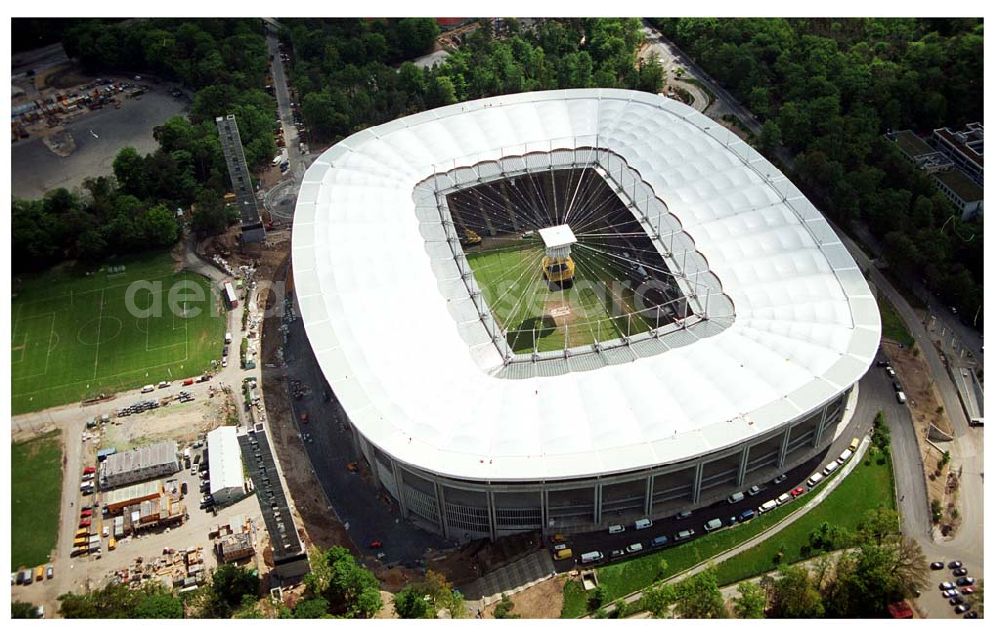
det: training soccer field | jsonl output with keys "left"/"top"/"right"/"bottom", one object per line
{"left": 466, "top": 243, "right": 653, "bottom": 353}
{"left": 11, "top": 253, "right": 226, "bottom": 414}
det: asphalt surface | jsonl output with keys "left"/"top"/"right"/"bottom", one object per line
{"left": 12, "top": 85, "right": 187, "bottom": 199}
{"left": 273, "top": 306, "right": 451, "bottom": 563}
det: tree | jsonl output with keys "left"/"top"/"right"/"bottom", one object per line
{"left": 588, "top": 585, "right": 609, "bottom": 611}
{"left": 768, "top": 565, "right": 824, "bottom": 618}
{"left": 11, "top": 601, "right": 40, "bottom": 619}
{"left": 304, "top": 546, "right": 382, "bottom": 618}
{"left": 759, "top": 120, "right": 783, "bottom": 154}
{"left": 857, "top": 507, "right": 900, "bottom": 546}
{"left": 493, "top": 593, "right": 519, "bottom": 619}
{"left": 640, "top": 584, "right": 677, "bottom": 618}
{"left": 210, "top": 564, "right": 260, "bottom": 617}
{"left": 113, "top": 147, "right": 149, "bottom": 198}
{"left": 637, "top": 56, "right": 665, "bottom": 94}
{"left": 808, "top": 521, "right": 852, "bottom": 552}
{"left": 394, "top": 586, "right": 432, "bottom": 619}
{"left": 395, "top": 18, "right": 439, "bottom": 59}
{"left": 133, "top": 591, "right": 183, "bottom": 618}
{"left": 141, "top": 205, "right": 180, "bottom": 247}
{"left": 733, "top": 580, "right": 766, "bottom": 618}
{"left": 673, "top": 568, "right": 728, "bottom": 618}
{"left": 293, "top": 596, "right": 330, "bottom": 619}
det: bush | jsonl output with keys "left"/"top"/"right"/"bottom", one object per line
{"left": 588, "top": 586, "right": 609, "bottom": 610}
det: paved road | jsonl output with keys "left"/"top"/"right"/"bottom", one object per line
{"left": 640, "top": 26, "right": 709, "bottom": 112}
{"left": 262, "top": 25, "right": 318, "bottom": 222}
{"left": 269, "top": 292, "right": 450, "bottom": 563}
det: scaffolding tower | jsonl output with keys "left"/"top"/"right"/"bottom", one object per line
{"left": 216, "top": 114, "right": 266, "bottom": 243}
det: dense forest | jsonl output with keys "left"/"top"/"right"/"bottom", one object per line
{"left": 14, "top": 17, "right": 983, "bottom": 321}
{"left": 650, "top": 18, "right": 983, "bottom": 320}
{"left": 13, "top": 19, "right": 275, "bottom": 272}
{"left": 284, "top": 18, "right": 663, "bottom": 142}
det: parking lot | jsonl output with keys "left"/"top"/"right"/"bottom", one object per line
{"left": 12, "top": 81, "right": 187, "bottom": 199}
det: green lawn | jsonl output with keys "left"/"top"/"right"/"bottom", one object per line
{"left": 877, "top": 296, "right": 915, "bottom": 347}
{"left": 713, "top": 448, "right": 895, "bottom": 586}
{"left": 466, "top": 242, "right": 652, "bottom": 353}
{"left": 11, "top": 430, "right": 64, "bottom": 570}
{"left": 11, "top": 252, "right": 226, "bottom": 414}
{"left": 561, "top": 447, "right": 896, "bottom": 617}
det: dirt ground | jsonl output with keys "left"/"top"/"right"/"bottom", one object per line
{"left": 102, "top": 395, "right": 232, "bottom": 450}
{"left": 483, "top": 575, "right": 566, "bottom": 618}
{"left": 883, "top": 340, "right": 961, "bottom": 533}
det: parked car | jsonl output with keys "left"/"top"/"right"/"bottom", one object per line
{"left": 964, "top": 611, "right": 979, "bottom": 619}
{"left": 650, "top": 535, "right": 669, "bottom": 548}
{"left": 948, "top": 560, "right": 964, "bottom": 569}
{"left": 703, "top": 518, "right": 723, "bottom": 532}
{"left": 956, "top": 577, "right": 976, "bottom": 587}
{"left": 674, "top": 529, "right": 696, "bottom": 541}
{"left": 737, "top": 509, "right": 755, "bottom": 522}
{"left": 45, "top": 565, "right": 54, "bottom": 580}
{"left": 952, "top": 567, "right": 968, "bottom": 577}
{"left": 930, "top": 561, "right": 945, "bottom": 570}
{"left": 789, "top": 486, "right": 805, "bottom": 497}
{"left": 961, "top": 586, "right": 976, "bottom": 595}
{"left": 955, "top": 604, "right": 970, "bottom": 614}
{"left": 939, "top": 581, "right": 956, "bottom": 590}
{"left": 609, "top": 549, "right": 626, "bottom": 560}
{"left": 942, "top": 589, "right": 959, "bottom": 598}
{"left": 772, "top": 474, "right": 787, "bottom": 485}
{"left": 949, "top": 596, "right": 965, "bottom": 606}
{"left": 775, "top": 492, "right": 792, "bottom": 505}
{"left": 674, "top": 510, "right": 692, "bottom": 520}
{"left": 886, "top": 366, "right": 896, "bottom": 377}
{"left": 608, "top": 524, "right": 625, "bottom": 534}
{"left": 626, "top": 542, "right": 643, "bottom": 554}
{"left": 747, "top": 485, "right": 762, "bottom": 496}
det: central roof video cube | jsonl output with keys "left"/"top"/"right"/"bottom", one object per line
{"left": 538, "top": 224, "right": 577, "bottom": 258}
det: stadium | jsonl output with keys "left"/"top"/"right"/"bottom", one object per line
{"left": 291, "top": 89, "right": 880, "bottom": 540}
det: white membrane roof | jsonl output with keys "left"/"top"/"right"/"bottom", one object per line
{"left": 292, "top": 89, "right": 880, "bottom": 481}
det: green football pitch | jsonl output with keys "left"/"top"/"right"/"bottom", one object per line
{"left": 465, "top": 242, "right": 654, "bottom": 353}
{"left": 11, "top": 253, "right": 226, "bottom": 415}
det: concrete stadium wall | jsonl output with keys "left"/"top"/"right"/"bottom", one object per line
{"left": 352, "top": 386, "right": 853, "bottom": 542}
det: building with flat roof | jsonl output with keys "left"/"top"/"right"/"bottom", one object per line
{"left": 207, "top": 427, "right": 244, "bottom": 507}
{"left": 932, "top": 123, "right": 983, "bottom": 185}
{"left": 104, "top": 480, "right": 163, "bottom": 513}
{"left": 886, "top": 130, "right": 953, "bottom": 173}
{"left": 100, "top": 441, "right": 179, "bottom": 490}
{"left": 934, "top": 169, "right": 984, "bottom": 221}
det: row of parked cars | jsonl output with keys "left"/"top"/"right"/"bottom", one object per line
{"left": 564, "top": 441, "right": 862, "bottom": 566}
{"left": 934, "top": 560, "right": 978, "bottom": 617}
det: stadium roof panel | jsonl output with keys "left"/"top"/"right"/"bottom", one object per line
{"left": 293, "top": 89, "right": 879, "bottom": 481}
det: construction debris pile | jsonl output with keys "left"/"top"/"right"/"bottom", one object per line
{"left": 106, "top": 545, "right": 207, "bottom": 591}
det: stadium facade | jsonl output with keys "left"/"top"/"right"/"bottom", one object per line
{"left": 292, "top": 89, "right": 880, "bottom": 540}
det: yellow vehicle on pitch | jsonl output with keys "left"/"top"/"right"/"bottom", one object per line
{"left": 542, "top": 255, "right": 575, "bottom": 286}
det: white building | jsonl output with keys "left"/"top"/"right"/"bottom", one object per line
{"left": 207, "top": 427, "right": 244, "bottom": 507}
{"left": 100, "top": 441, "right": 178, "bottom": 490}
{"left": 292, "top": 89, "right": 880, "bottom": 540}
